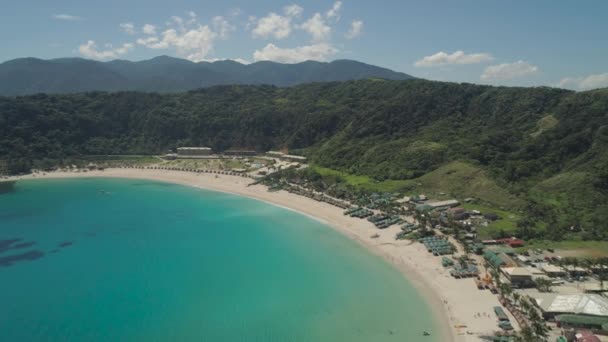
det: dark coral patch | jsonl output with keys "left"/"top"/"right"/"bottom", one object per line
{"left": 0, "top": 250, "right": 45, "bottom": 267}
{"left": 58, "top": 241, "right": 73, "bottom": 248}
{"left": 0, "top": 239, "right": 22, "bottom": 254}
{"left": 12, "top": 242, "right": 36, "bottom": 250}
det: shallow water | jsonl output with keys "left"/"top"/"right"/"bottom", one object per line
{"left": 0, "top": 178, "right": 439, "bottom": 341}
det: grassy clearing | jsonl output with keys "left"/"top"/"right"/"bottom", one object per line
{"left": 311, "top": 166, "right": 413, "bottom": 192}
{"left": 531, "top": 114, "right": 558, "bottom": 138}
{"left": 311, "top": 161, "right": 521, "bottom": 207}
{"left": 516, "top": 240, "right": 608, "bottom": 257}
{"left": 406, "top": 161, "right": 521, "bottom": 208}
{"left": 461, "top": 203, "right": 520, "bottom": 239}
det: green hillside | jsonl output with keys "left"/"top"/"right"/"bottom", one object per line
{"left": 1, "top": 79, "right": 607, "bottom": 239}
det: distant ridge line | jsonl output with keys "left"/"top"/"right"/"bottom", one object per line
{"left": 0, "top": 56, "right": 414, "bottom": 96}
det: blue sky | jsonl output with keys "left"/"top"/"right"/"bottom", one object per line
{"left": 2, "top": 1, "right": 608, "bottom": 89}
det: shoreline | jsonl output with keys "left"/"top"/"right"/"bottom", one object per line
{"left": 10, "top": 168, "right": 509, "bottom": 341}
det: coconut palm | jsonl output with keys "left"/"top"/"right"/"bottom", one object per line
{"left": 515, "top": 326, "right": 535, "bottom": 342}
{"left": 534, "top": 278, "right": 553, "bottom": 293}
{"left": 500, "top": 283, "right": 513, "bottom": 301}
{"left": 513, "top": 292, "right": 521, "bottom": 307}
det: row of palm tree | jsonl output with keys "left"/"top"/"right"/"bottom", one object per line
{"left": 555, "top": 255, "right": 608, "bottom": 290}
{"left": 488, "top": 265, "right": 549, "bottom": 342}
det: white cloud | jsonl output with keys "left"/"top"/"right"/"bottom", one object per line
{"left": 245, "top": 16, "right": 257, "bottom": 31}
{"left": 345, "top": 20, "right": 363, "bottom": 39}
{"left": 300, "top": 13, "right": 331, "bottom": 42}
{"left": 53, "top": 14, "right": 82, "bottom": 21}
{"left": 284, "top": 4, "right": 303, "bottom": 18}
{"left": 481, "top": 60, "right": 538, "bottom": 80}
{"left": 326, "top": 1, "right": 342, "bottom": 20}
{"left": 415, "top": 50, "right": 494, "bottom": 67}
{"left": 142, "top": 24, "right": 156, "bottom": 35}
{"left": 557, "top": 73, "right": 608, "bottom": 90}
{"left": 212, "top": 16, "right": 235, "bottom": 39}
{"left": 134, "top": 13, "right": 225, "bottom": 62}
{"left": 233, "top": 58, "right": 250, "bottom": 64}
{"left": 229, "top": 8, "right": 243, "bottom": 17}
{"left": 252, "top": 12, "right": 292, "bottom": 39}
{"left": 253, "top": 43, "right": 338, "bottom": 63}
{"left": 120, "top": 22, "right": 136, "bottom": 35}
{"left": 251, "top": 4, "right": 303, "bottom": 40}
{"left": 78, "top": 40, "right": 133, "bottom": 60}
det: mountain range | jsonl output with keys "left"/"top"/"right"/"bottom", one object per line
{"left": 0, "top": 56, "right": 413, "bottom": 96}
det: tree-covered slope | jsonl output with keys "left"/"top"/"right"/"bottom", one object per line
{"left": 0, "top": 80, "right": 607, "bottom": 237}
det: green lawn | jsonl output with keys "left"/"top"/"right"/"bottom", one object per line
{"left": 460, "top": 203, "right": 520, "bottom": 239}
{"left": 311, "top": 166, "right": 413, "bottom": 193}
{"left": 515, "top": 240, "right": 608, "bottom": 257}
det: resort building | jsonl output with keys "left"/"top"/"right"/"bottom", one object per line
{"left": 501, "top": 267, "right": 535, "bottom": 288}
{"left": 541, "top": 264, "right": 567, "bottom": 277}
{"left": 224, "top": 150, "right": 257, "bottom": 156}
{"left": 533, "top": 293, "right": 608, "bottom": 320}
{"left": 265, "top": 151, "right": 308, "bottom": 163}
{"left": 177, "top": 147, "right": 213, "bottom": 156}
{"left": 265, "top": 151, "right": 285, "bottom": 158}
{"left": 426, "top": 199, "right": 460, "bottom": 210}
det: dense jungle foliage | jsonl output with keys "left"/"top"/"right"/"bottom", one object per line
{"left": 1, "top": 79, "right": 607, "bottom": 239}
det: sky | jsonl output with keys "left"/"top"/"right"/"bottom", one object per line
{"left": 2, "top": 0, "right": 608, "bottom": 90}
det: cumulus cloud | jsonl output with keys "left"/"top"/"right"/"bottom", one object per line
{"left": 557, "top": 73, "right": 608, "bottom": 90}
{"left": 229, "top": 8, "right": 243, "bottom": 18}
{"left": 138, "top": 25, "right": 217, "bottom": 61}
{"left": 481, "top": 60, "right": 538, "bottom": 80}
{"left": 233, "top": 58, "right": 250, "bottom": 64}
{"left": 212, "top": 16, "right": 235, "bottom": 39}
{"left": 53, "top": 14, "right": 82, "bottom": 21}
{"left": 326, "top": 1, "right": 342, "bottom": 20}
{"left": 284, "top": 4, "right": 303, "bottom": 18}
{"left": 142, "top": 24, "right": 156, "bottom": 35}
{"left": 252, "top": 4, "right": 307, "bottom": 40}
{"left": 78, "top": 40, "right": 133, "bottom": 60}
{"left": 120, "top": 22, "right": 136, "bottom": 35}
{"left": 131, "top": 12, "right": 240, "bottom": 61}
{"left": 251, "top": 2, "right": 349, "bottom": 63}
{"left": 252, "top": 12, "right": 293, "bottom": 39}
{"left": 253, "top": 43, "right": 338, "bottom": 63}
{"left": 415, "top": 50, "right": 494, "bottom": 67}
{"left": 300, "top": 13, "right": 331, "bottom": 42}
{"left": 345, "top": 20, "right": 363, "bottom": 39}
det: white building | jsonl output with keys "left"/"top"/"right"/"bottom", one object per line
{"left": 426, "top": 200, "right": 460, "bottom": 210}
{"left": 533, "top": 293, "right": 608, "bottom": 319}
{"left": 177, "top": 147, "right": 213, "bottom": 156}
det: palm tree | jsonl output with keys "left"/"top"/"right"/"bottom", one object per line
{"left": 528, "top": 307, "right": 549, "bottom": 342}
{"left": 490, "top": 266, "right": 501, "bottom": 289}
{"left": 581, "top": 258, "right": 593, "bottom": 277}
{"left": 599, "top": 257, "right": 608, "bottom": 291}
{"left": 515, "top": 326, "right": 536, "bottom": 342}
{"left": 500, "top": 283, "right": 513, "bottom": 301}
{"left": 534, "top": 278, "right": 553, "bottom": 293}
{"left": 513, "top": 292, "right": 521, "bottom": 307}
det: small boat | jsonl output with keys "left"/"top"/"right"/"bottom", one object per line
{"left": 423, "top": 331, "right": 430, "bottom": 336}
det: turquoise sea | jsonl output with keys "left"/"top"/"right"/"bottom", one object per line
{"left": 0, "top": 178, "right": 439, "bottom": 341}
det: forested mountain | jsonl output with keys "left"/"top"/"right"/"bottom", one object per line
{"left": 0, "top": 56, "right": 413, "bottom": 95}
{"left": 1, "top": 79, "right": 607, "bottom": 238}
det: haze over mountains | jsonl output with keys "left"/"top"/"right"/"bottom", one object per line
{"left": 0, "top": 56, "right": 413, "bottom": 96}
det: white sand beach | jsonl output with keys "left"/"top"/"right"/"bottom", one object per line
{"left": 9, "top": 168, "right": 517, "bottom": 341}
